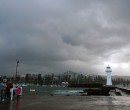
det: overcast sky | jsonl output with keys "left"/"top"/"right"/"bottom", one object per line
{"left": 0, "top": 0, "right": 130, "bottom": 76}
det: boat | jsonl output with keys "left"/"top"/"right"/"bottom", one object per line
{"left": 21, "top": 84, "right": 28, "bottom": 86}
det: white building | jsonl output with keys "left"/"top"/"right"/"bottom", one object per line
{"left": 105, "top": 65, "right": 112, "bottom": 85}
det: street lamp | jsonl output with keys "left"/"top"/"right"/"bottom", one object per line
{"left": 16, "top": 59, "right": 20, "bottom": 81}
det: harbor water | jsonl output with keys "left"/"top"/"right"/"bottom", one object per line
{"left": 22, "top": 85, "right": 84, "bottom": 96}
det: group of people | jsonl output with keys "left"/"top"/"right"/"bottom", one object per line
{"left": 0, "top": 79, "right": 22, "bottom": 102}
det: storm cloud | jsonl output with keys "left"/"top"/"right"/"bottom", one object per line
{"left": 0, "top": 0, "right": 130, "bottom": 76}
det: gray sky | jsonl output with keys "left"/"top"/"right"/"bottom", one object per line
{"left": 0, "top": 0, "right": 130, "bottom": 76}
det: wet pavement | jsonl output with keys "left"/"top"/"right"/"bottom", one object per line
{"left": 1, "top": 95, "right": 130, "bottom": 110}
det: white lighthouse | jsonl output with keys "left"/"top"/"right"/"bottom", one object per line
{"left": 105, "top": 65, "right": 112, "bottom": 85}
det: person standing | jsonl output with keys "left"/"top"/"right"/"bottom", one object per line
{"left": 0, "top": 80, "right": 3, "bottom": 102}
{"left": 15, "top": 83, "right": 22, "bottom": 99}
{"left": 6, "top": 80, "right": 12, "bottom": 99}
{"left": 10, "top": 82, "right": 16, "bottom": 101}
{"left": 0, "top": 79, "right": 7, "bottom": 102}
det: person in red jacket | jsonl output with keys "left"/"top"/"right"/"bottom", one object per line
{"left": 16, "top": 87, "right": 21, "bottom": 95}
{"left": 15, "top": 84, "right": 22, "bottom": 99}
{"left": 6, "top": 81, "right": 12, "bottom": 99}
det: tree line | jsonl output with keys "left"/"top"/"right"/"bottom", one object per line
{"left": 0, "top": 73, "right": 129, "bottom": 87}
{"left": 24, "top": 73, "right": 130, "bottom": 86}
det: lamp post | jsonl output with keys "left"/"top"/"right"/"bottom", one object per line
{"left": 16, "top": 60, "right": 20, "bottom": 81}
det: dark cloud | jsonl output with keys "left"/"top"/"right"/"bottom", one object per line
{"left": 0, "top": 0, "right": 130, "bottom": 76}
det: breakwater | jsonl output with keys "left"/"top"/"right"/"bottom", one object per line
{"left": 68, "top": 83, "right": 116, "bottom": 95}
{"left": 116, "top": 87, "right": 130, "bottom": 95}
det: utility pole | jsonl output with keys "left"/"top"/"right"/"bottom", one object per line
{"left": 16, "top": 59, "right": 20, "bottom": 81}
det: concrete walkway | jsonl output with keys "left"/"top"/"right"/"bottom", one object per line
{"left": 1, "top": 95, "right": 130, "bottom": 110}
